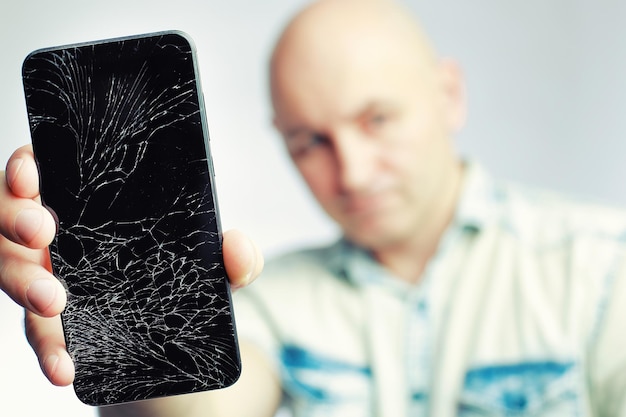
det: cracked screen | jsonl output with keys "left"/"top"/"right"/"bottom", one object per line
{"left": 22, "top": 32, "right": 240, "bottom": 406}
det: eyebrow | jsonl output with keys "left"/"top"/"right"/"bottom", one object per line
{"left": 280, "top": 100, "right": 397, "bottom": 139}
{"left": 282, "top": 126, "right": 313, "bottom": 141}
{"left": 353, "top": 101, "right": 396, "bottom": 119}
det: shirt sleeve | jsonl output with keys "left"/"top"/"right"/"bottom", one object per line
{"left": 587, "top": 248, "right": 626, "bottom": 417}
{"left": 232, "top": 285, "right": 283, "bottom": 377}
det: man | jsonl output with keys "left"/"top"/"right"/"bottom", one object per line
{"left": 2, "top": 0, "right": 626, "bottom": 416}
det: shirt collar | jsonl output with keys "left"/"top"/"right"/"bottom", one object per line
{"left": 327, "top": 238, "right": 413, "bottom": 293}
{"left": 451, "top": 160, "right": 500, "bottom": 233}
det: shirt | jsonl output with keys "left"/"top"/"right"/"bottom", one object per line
{"left": 233, "top": 162, "right": 626, "bottom": 417}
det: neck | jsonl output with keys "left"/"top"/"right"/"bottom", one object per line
{"left": 373, "top": 161, "right": 464, "bottom": 284}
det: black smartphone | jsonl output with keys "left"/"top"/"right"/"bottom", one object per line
{"left": 22, "top": 31, "right": 240, "bottom": 406}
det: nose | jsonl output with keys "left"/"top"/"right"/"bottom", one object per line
{"left": 333, "top": 128, "right": 378, "bottom": 194}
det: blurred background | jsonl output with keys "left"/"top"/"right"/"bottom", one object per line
{"left": 1, "top": 1, "right": 625, "bottom": 416}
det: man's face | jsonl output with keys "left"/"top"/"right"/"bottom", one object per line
{"left": 271, "top": 33, "right": 463, "bottom": 251}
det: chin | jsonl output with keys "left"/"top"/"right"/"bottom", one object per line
{"left": 345, "top": 222, "right": 404, "bottom": 251}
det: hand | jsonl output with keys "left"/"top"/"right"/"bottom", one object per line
{"left": 0, "top": 145, "right": 263, "bottom": 387}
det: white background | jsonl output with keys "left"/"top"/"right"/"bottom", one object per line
{"left": 1, "top": 1, "right": 625, "bottom": 416}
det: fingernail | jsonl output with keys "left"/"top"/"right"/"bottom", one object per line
{"left": 43, "top": 354, "right": 59, "bottom": 378}
{"left": 243, "top": 237, "right": 259, "bottom": 285}
{"left": 15, "top": 208, "right": 43, "bottom": 244}
{"left": 26, "top": 279, "right": 57, "bottom": 315}
{"left": 231, "top": 238, "right": 257, "bottom": 290}
{"left": 5, "top": 158, "right": 24, "bottom": 188}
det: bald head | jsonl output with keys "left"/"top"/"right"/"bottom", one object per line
{"left": 270, "top": 0, "right": 439, "bottom": 115}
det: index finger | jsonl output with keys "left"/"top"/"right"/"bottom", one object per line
{"left": 5, "top": 145, "right": 40, "bottom": 200}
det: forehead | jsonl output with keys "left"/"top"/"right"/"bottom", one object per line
{"left": 271, "top": 41, "right": 428, "bottom": 128}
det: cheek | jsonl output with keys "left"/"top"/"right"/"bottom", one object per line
{"left": 392, "top": 106, "right": 450, "bottom": 161}
{"left": 383, "top": 120, "right": 445, "bottom": 192}
{"left": 296, "top": 156, "right": 338, "bottom": 202}
{"left": 384, "top": 121, "right": 428, "bottom": 168}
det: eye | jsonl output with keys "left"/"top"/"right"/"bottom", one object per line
{"left": 286, "top": 132, "right": 330, "bottom": 158}
{"left": 362, "top": 111, "right": 390, "bottom": 134}
{"left": 370, "top": 113, "right": 387, "bottom": 125}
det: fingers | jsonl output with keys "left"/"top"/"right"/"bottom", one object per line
{"left": 222, "top": 229, "right": 264, "bottom": 290}
{"left": 0, "top": 191, "right": 57, "bottom": 248}
{"left": 0, "top": 161, "right": 56, "bottom": 249}
{"left": 0, "top": 145, "right": 61, "bottom": 312}
{"left": 0, "top": 235, "right": 66, "bottom": 316}
{"left": 25, "top": 311, "right": 75, "bottom": 386}
{"left": 1, "top": 145, "right": 71, "bottom": 386}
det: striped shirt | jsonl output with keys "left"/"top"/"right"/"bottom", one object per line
{"left": 234, "top": 162, "right": 626, "bottom": 417}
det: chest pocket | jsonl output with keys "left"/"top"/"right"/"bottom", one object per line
{"left": 458, "top": 361, "right": 583, "bottom": 416}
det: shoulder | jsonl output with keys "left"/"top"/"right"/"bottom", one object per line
{"left": 234, "top": 241, "right": 364, "bottom": 347}
{"left": 491, "top": 179, "right": 626, "bottom": 248}
{"left": 262, "top": 244, "right": 339, "bottom": 282}
{"left": 243, "top": 241, "right": 353, "bottom": 298}
{"left": 264, "top": 244, "right": 336, "bottom": 272}
{"left": 490, "top": 180, "right": 626, "bottom": 321}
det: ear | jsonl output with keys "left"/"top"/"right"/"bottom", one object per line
{"left": 273, "top": 115, "right": 288, "bottom": 136}
{"left": 438, "top": 58, "right": 467, "bottom": 133}
{"left": 272, "top": 115, "right": 280, "bottom": 131}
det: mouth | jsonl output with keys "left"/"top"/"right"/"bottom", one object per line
{"left": 341, "top": 193, "right": 390, "bottom": 216}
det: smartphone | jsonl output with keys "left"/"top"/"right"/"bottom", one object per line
{"left": 22, "top": 31, "right": 240, "bottom": 406}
